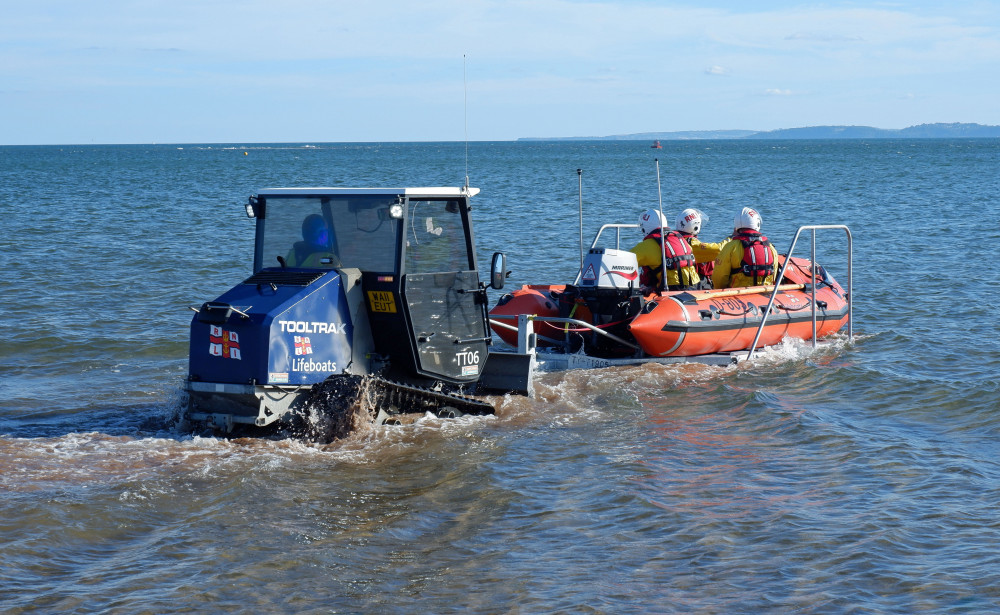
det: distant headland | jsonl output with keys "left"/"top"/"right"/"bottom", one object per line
{"left": 517, "top": 122, "right": 1000, "bottom": 141}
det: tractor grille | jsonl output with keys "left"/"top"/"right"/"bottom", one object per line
{"left": 241, "top": 270, "right": 327, "bottom": 286}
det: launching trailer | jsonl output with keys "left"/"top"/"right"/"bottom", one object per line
{"left": 183, "top": 187, "right": 529, "bottom": 439}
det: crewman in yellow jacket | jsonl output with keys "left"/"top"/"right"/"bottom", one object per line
{"left": 712, "top": 207, "right": 780, "bottom": 289}
{"left": 629, "top": 209, "right": 701, "bottom": 291}
{"left": 674, "top": 208, "right": 724, "bottom": 284}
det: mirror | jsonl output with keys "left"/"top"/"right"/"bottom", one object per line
{"left": 489, "top": 252, "right": 507, "bottom": 290}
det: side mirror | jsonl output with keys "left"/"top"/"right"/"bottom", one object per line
{"left": 489, "top": 252, "right": 507, "bottom": 290}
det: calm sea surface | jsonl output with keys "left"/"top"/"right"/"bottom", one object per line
{"left": 1, "top": 140, "right": 999, "bottom": 614}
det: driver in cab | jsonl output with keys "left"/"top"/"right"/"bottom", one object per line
{"left": 286, "top": 214, "right": 340, "bottom": 268}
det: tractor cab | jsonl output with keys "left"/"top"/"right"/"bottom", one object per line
{"left": 185, "top": 187, "right": 507, "bottom": 432}
{"left": 248, "top": 187, "right": 491, "bottom": 385}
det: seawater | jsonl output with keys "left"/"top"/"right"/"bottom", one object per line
{"left": 1, "top": 140, "right": 999, "bottom": 614}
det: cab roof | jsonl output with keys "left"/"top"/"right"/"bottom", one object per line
{"left": 257, "top": 187, "right": 480, "bottom": 197}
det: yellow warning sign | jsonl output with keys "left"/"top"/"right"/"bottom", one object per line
{"left": 367, "top": 290, "right": 397, "bottom": 313}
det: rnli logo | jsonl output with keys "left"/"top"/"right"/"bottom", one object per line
{"left": 294, "top": 336, "right": 313, "bottom": 355}
{"left": 208, "top": 326, "right": 241, "bottom": 360}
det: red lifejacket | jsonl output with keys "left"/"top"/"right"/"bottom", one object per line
{"left": 733, "top": 229, "right": 775, "bottom": 284}
{"left": 679, "top": 232, "right": 715, "bottom": 278}
{"left": 639, "top": 230, "right": 695, "bottom": 287}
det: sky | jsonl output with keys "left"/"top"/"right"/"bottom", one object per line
{"left": 2, "top": 0, "right": 1000, "bottom": 144}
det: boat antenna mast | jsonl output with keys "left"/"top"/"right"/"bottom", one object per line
{"left": 655, "top": 158, "right": 668, "bottom": 291}
{"left": 463, "top": 54, "right": 469, "bottom": 192}
{"left": 578, "top": 168, "right": 585, "bottom": 274}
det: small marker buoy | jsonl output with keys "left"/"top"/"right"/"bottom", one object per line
{"left": 244, "top": 151, "right": 248, "bottom": 156}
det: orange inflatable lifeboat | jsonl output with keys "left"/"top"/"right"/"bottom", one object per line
{"left": 628, "top": 257, "right": 849, "bottom": 356}
{"left": 489, "top": 245, "right": 850, "bottom": 363}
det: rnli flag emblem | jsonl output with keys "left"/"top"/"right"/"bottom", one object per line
{"left": 209, "top": 326, "right": 241, "bottom": 360}
{"left": 294, "top": 336, "right": 313, "bottom": 356}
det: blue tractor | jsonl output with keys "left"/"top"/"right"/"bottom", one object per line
{"left": 183, "top": 187, "right": 518, "bottom": 439}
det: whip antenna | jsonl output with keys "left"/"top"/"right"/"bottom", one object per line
{"left": 655, "top": 158, "right": 663, "bottom": 213}
{"left": 578, "top": 168, "right": 584, "bottom": 273}
{"left": 464, "top": 54, "right": 469, "bottom": 190}
{"left": 655, "top": 158, "right": 668, "bottom": 291}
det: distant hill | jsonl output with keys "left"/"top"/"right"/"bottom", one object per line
{"left": 517, "top": 123, "right": 1000, "bottom": 141}
{"left": 747, "top": 123, "right": 1000, "bottom": 139}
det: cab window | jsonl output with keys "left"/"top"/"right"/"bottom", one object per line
{"left": 404, "top": 199, "right": 472, "bottom": 274}
{"left": 259, "top": 195, "right": 400, "bottom": 272}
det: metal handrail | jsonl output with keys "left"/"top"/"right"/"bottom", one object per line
{"left": 745, "top": 225, "right": 853, "bottom": 361}
{"left": 489, "top": 313, "right": 641, "bottom": 351}
{"left": 488, "top": 318, "right": 571, "bottom": 349}
{"left": 571, "top": 223, "right": 640, "bottom": 285}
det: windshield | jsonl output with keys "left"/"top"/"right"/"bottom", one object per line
{"left": 258, "top": 195, "right": 400, "bottom": 272}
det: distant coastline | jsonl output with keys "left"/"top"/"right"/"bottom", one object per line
{"left": 517, "top": 122, "right": 1000, "bottom": 141}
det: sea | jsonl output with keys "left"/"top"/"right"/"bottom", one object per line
{"left": 1, "top": 139, "right": 998, "bottom": 614}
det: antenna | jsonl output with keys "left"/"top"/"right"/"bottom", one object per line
{"left": 578, "top": 168, "right": 584, "bottom": 273}
{"left": 655, "top": 158, "right": 668, "bottom": 291}
{"left": 655, "top": 158, "right": 663, "bottom": 213}
{"left": 463, "top": 54, "right": 469, "bottom": 191}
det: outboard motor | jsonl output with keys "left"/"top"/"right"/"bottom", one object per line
{"left": 570, "top": 248, "right": 644, "bottom": 356}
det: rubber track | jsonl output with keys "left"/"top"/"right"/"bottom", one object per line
{"left": 368, "top": 376, "right": 495, "bottom": 417}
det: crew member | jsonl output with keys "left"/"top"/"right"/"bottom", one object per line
{"left": 675, "top": 208, "right": 723, "bottom": 287}
{"left": 712, "top": 207, "right": 779, "bottom": 289}
{"left": 286, "top": 214, "right": 340, "bottom": 268}
{"left": 629, "top": 209, "right": 700, "bottom": 292}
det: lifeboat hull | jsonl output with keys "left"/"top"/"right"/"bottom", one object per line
{"left": 627, "top": 285, "right": 848, "bottom": 356}
{"left": 489, "top": 256, "right": 849, "bottom": 358}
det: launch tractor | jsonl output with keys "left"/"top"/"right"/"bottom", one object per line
{"left": 183, "top": 187, "right": 519, "bottom": 439}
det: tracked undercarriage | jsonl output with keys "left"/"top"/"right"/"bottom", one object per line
{"left": 301, "top": 375, "right": 496, "bottom": 441}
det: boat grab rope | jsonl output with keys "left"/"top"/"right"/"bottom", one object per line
{"left": 713, "top": 298, "right": 814, "bottom": 316}
{"left": 775, "top": 299, "right": 815, "bottom": 312}
{"left": 713, "top": 303, "right": 760, "bottom": 317}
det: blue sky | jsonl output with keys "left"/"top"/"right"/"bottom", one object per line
{"left": 2, "top": 0, "right": 999, "bottom": 144}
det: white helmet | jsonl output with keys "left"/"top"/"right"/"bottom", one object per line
{"left": 734, "top": 207, "right": 762, "bottom": 232}
{"left": 675, "top": 208, "right": 704, "bottom": 235}
{"left": 639, "top": 209, "right": 668, "bottom": 236}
